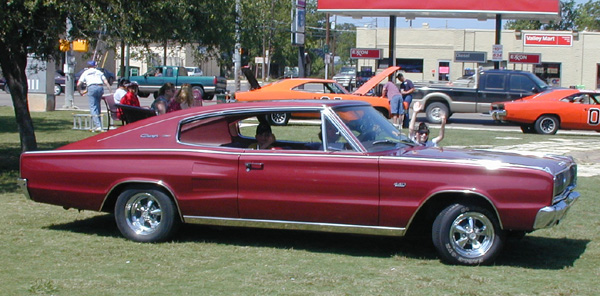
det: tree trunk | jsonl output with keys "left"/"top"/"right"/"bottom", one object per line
{"left": 0, "top": 44, "right": 38, "bottom": 152}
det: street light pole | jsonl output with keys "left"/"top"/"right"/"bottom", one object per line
{"left": 234, "top": 0, "right": 241, "bottom": 92}
{"left": 63, "top": 17, "right": 77, "bottom": 109}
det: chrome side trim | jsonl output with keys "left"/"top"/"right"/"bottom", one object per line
{"left": 23, "top": 147, "right": 558, "bottom": 175}
{"left": 183, "top": 216, "right": 407, "bottom": 237}
{"left": 17, "top": 178, "right": 32, "bottom": 200}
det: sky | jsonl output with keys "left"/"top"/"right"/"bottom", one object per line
{"left": 333, "top": 0, "right": 589, "bottom": 30}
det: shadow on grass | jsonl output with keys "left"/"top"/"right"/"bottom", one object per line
{"left": 46, "top": 214, "right": 589, "bottom": 268}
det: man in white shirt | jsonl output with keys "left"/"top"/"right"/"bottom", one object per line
{"left": 77, "top": 61, "right": 111, "bottom": 132}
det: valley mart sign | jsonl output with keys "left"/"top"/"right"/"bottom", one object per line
{"left": 524, "top": 34, "right": 573, "bottom": 47}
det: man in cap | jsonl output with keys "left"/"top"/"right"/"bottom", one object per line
{"left": 77, "top": 60, "right": 111, "bottom": 132}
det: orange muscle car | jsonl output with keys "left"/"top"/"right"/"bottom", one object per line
{"left": 491, "top": 88, "right": 600, "bottom": 134}
{"left": 234, "top": 66, "right": 399, "bottom": 125}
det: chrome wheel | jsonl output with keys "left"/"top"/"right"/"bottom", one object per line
{"left": 124, "top": 192, "right": 162, "bottom": 236}
{"left": 432, "top": 203, "right": 504, "bottom": 265}
{"left": 449, "top": 212, "right": 495, "bottom": 259}
{"left": 115, "top": 187, "right": 180, "bottom": 242}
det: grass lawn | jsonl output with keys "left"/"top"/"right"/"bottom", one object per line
{"left": 1, "top": 106, "right": 599, "bottom": 295}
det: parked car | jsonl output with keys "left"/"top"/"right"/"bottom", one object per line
{"left": 19, "top": 100, "right": 579, "bottom": 265}
{"left": 491, "top": 88, "right": 600, "bottom": 134}
{"left": 185, "top": 67, "right": 203, "bottom": 76}
{"left": 332, "top": 66, "right": 357, "bottom": 91}
{"left": 413, "top": 70, "right": 552, "bottom": 123}
{"left": 234, "top": 66, "right": 399, "bottom": 125}
{"left": 0, "top": 77, "right": 6, "bottom": 93}
{"left": 127, "top": 66, "right": 227, "bottom": 100}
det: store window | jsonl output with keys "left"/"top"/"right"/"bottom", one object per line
{"left": 533, "top": 63, "right": 561, "bottom": 87}
{"left": 438, "top": 61, "right": 450, "bottom": 81}
{"left": 377, "top": 58, "right": 423, "bottom": 73}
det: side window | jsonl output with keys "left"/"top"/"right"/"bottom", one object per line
{"left": 293, "top": 83, "right": 325, "bottom": 93}
{"left": 483, "top": 74, "right": 505, "bottom": 90}
{"left": 237, "top": 112, "right": 354, "bottom": 152}
{"left": 165, "top": 68, "right": 174, "bottom": 77}
{"left": 509, "top": 75, "right": 535, "bottom": 92}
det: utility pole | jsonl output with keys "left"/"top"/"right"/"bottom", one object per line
{"left": 234, "top": 0, "right": 241, "bottom": 92}
{"left": 325, "top": 14, "right": 330, "bottom": 79}
{"left": 63, "top": 17, "right": 77, "bottom": 109}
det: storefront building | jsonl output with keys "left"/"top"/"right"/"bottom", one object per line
{"left": 355, "top": 26, "right": 600, "bottom": 89}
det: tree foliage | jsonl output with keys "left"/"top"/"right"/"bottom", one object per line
{"left": 504, "top": 0, "right": 579, "bottom": 31}
{"left": 0, "top": 0, "right": 235, "bottom": 152}
{"left": 576, "top": 0, "right": 600, "bottom": 31}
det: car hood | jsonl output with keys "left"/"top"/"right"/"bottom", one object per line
{"left": 352, "top": 66, "right": 400, "bottom": 95}
{"left": 384, "top": 146, "right": 573, "bottom": 175}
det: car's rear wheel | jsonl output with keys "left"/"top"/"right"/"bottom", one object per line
{"left": 115, "top": 187, "right": 180, "bottom": 242}
{"left": 54, "top": 84, "right": 62, "bottom": 96}
{"left": 534, "top": 115, "right": 559, "bottom": 135}
{"left": 265, "top": 113, "right": 290, "bottom": 126}
{"left": 432, "top": 203, "right": 504, "bottom": 265}
{"left": 192, "top": 86, "right": 205, "bottom": 102}
{"left": 425, "top": 102, "right": 449, "bottom": 124}
{"left": 520, "top": 124, "right": 535, "bottom": 134}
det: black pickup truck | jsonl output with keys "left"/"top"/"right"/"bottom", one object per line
{"left": 413, "top": 70, "right": 551, "bottom": 123}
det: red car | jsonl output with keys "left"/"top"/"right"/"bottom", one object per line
{"left": 19, "top": 100, "right": 579, "bottom": 265}
{"left": 491, "top": 89, "right": 600, "bottom": 134}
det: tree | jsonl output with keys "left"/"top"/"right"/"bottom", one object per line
{"left": 576, "top": 0, "right": 600, "bottom": 31}
{"left": 504, "top": 0, "right": 578, "bottom": 31}
{"left": 0, "top": 0, "right": 235, "bottom": 152}
{"left": 0, "top": 1, "right": 68, "bottom": 152}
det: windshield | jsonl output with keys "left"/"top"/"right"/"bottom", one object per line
{"left": 531, "top": 74, "right": 550, "bottom": 91}
{"left": 333, "top": 105, "right": 413, "bottom": 152}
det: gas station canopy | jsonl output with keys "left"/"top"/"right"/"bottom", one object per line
{"left": 317, "top": 0, "right": 561, "bottom": 22}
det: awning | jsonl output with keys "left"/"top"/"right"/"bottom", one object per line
{"left": 317, "top": 0, "right": 561, "bottom": 22}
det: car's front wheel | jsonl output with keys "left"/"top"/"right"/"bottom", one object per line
{"left": 115, "top": 186, "right": 180, "bottom": 242}
{"left": 534, "top": 115, "right": 559, "bottom": 135}
{"left": 432, "top": 203, "right": 504, "bottom": 265}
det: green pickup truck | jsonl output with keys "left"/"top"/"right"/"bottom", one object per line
{"left": 127, "top": 66, "right": 227, "bottom": 100}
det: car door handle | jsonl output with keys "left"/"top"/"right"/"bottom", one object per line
{"left": 245, "top": 162, "right": 264, "bottom": 172}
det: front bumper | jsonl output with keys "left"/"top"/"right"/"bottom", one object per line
{"left": 533, "top": 188, "right": 579, "bottom": 229}
{"left": 17, "top": 178, "right": 32, "bottom": 200}
{"left": 490, "top": 110, "right": 506, "bottom": 121}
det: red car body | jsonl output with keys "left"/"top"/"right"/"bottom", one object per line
{"left": 491, "top": 88, "right": 600, "bottom": 134}
{"left": 19, "top": 100, "right": 579, "bottom": 265}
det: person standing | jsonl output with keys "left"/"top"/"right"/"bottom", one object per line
{"left": 77, "top": 60, "right": 111, "bottom": 132}
{"left": 381, "top": 74, "right": 404, "bottom": 128}
{"left": 398, "top": 73, "right": 415, "bottom": 128}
